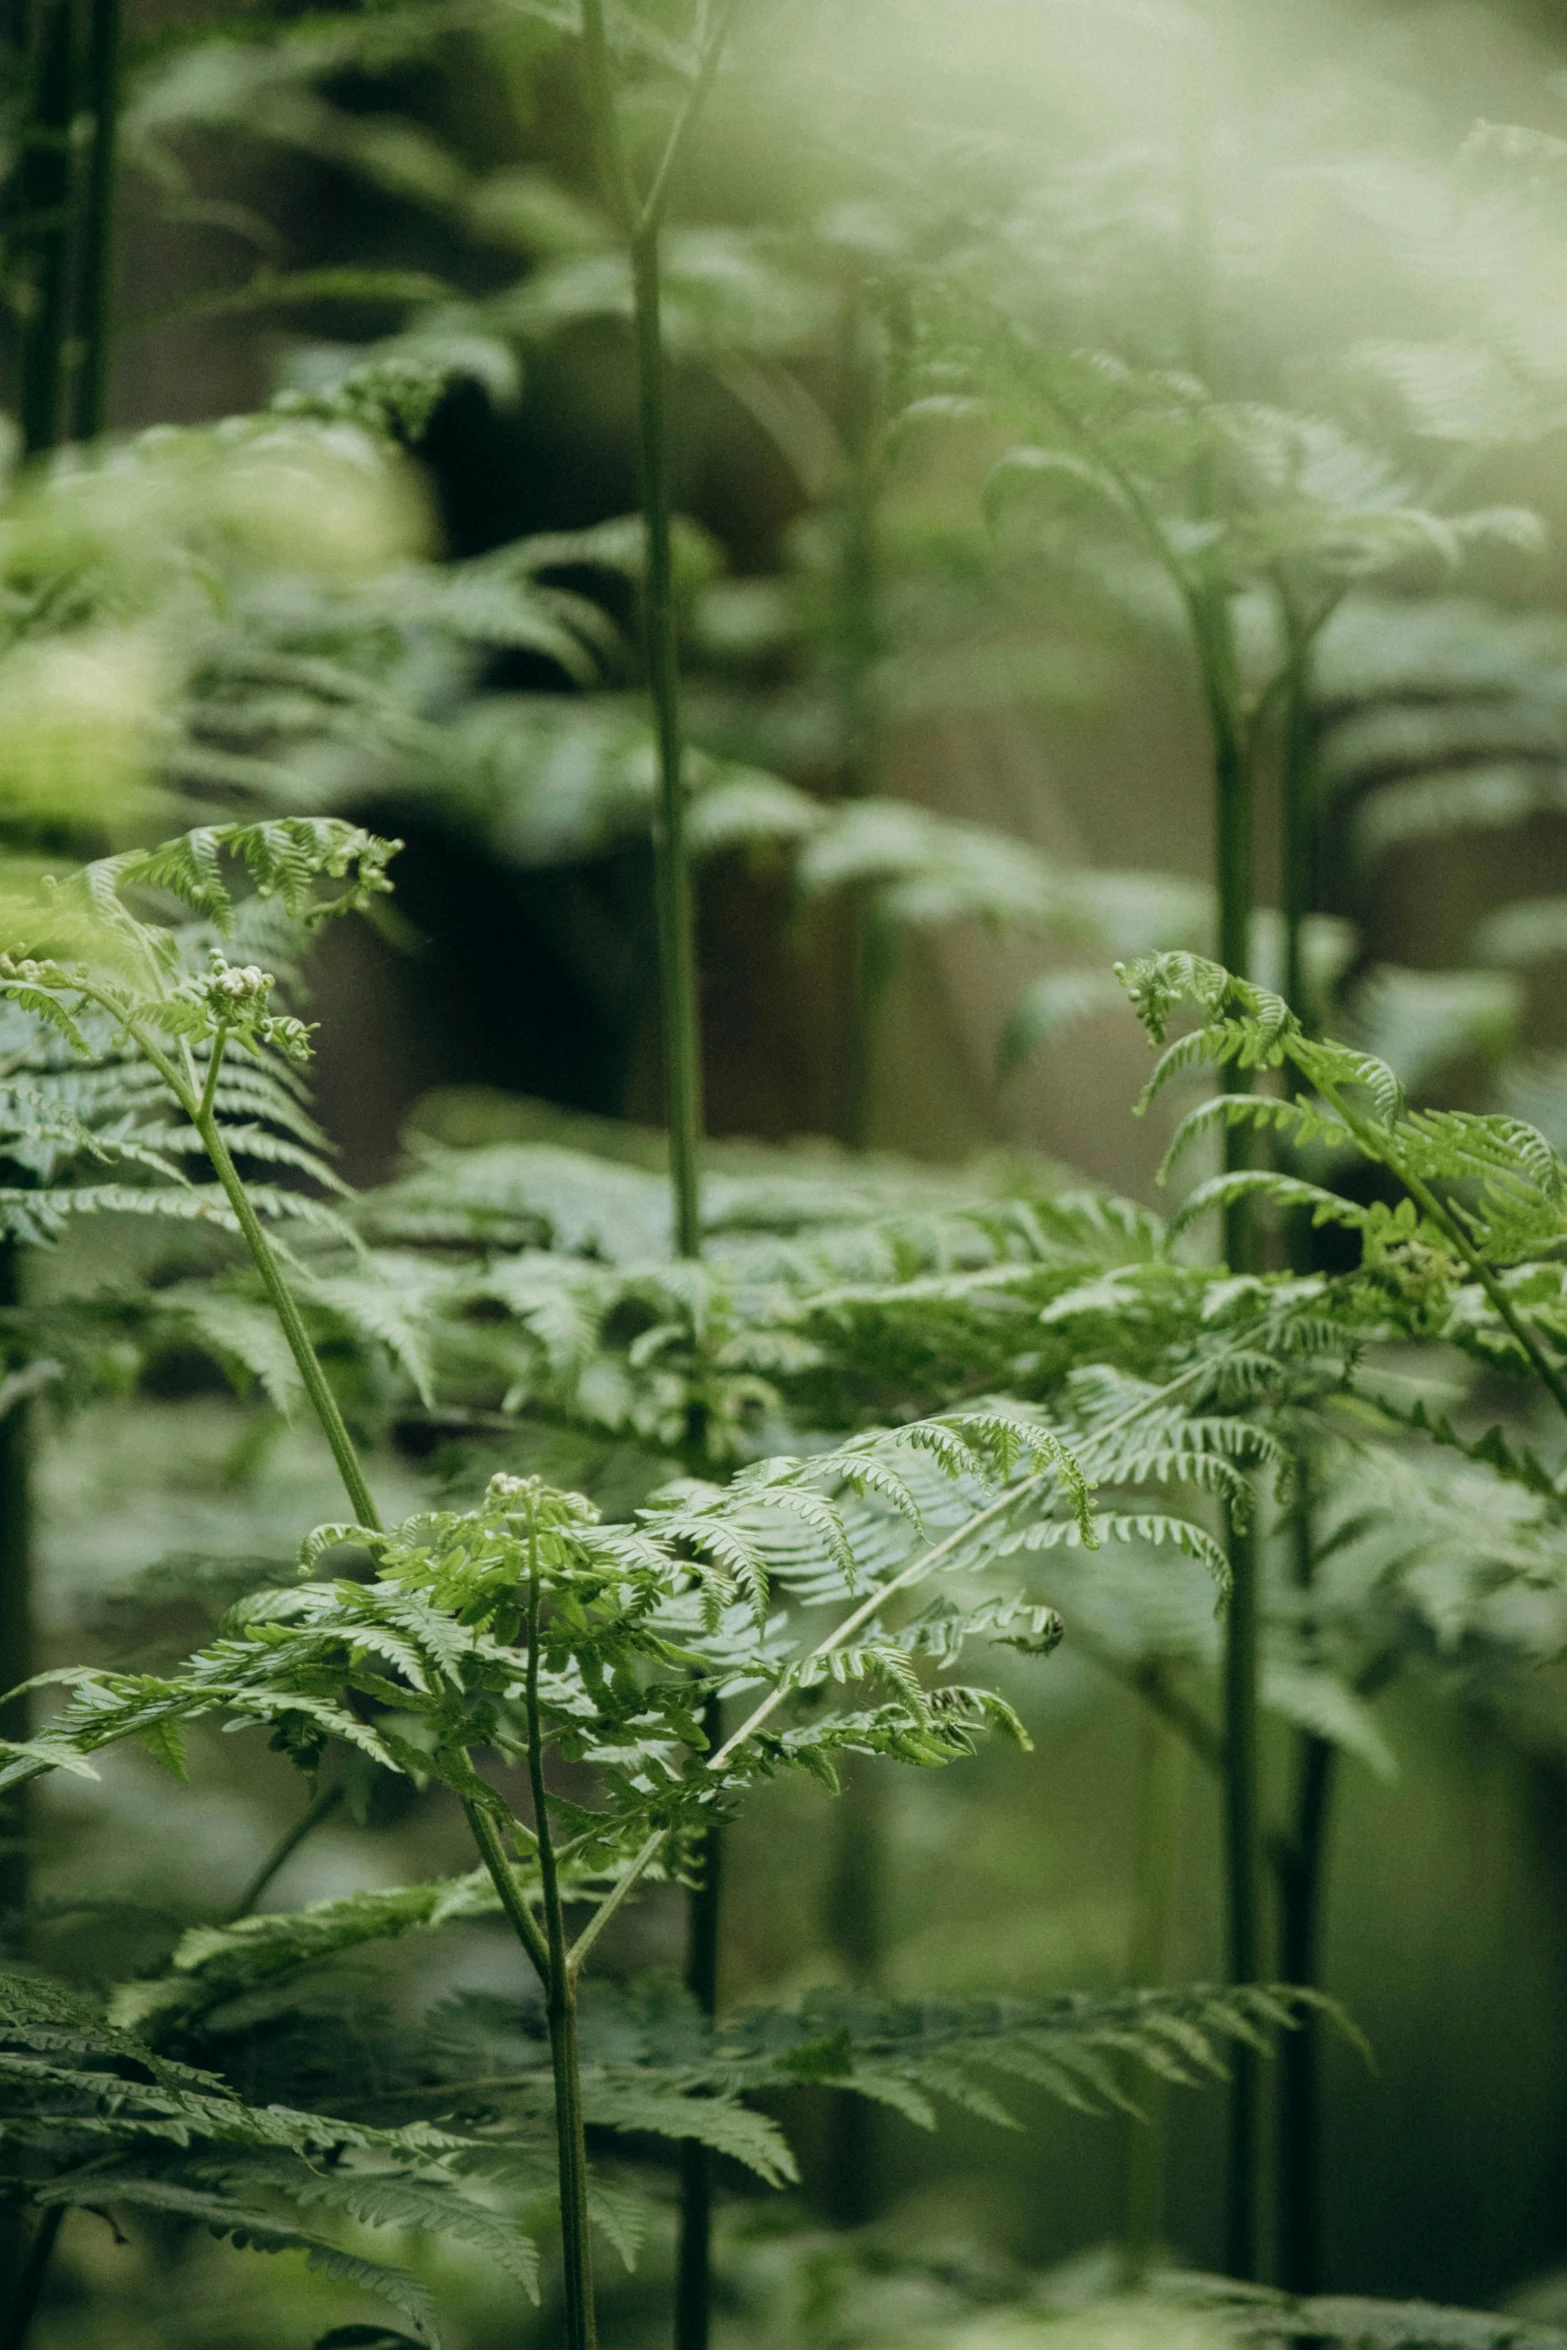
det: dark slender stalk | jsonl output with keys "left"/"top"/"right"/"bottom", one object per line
{"left": 1278, "top": 606, "right": 1315, "bottom": 1040}
{"left": 630, "top": 227, "right": 704, "bottom": 1260}
{"left": 1276, "top": 598, "right": 1325, "bottom": 2292}
{"left": 628, "top": 204, "right": 716, "bottom": 2350}
{"left": 575, "top": 27, "right": 745, "bottom": 2340}
{"left": 71, "top": 0, "right": 119, "bottom": 439}
{"left": 1223, "top": 1508, "right": 1262, "bottom": 2280}
{"left": 18, "top": 0, "right": 75, "bottom": 456}
{"left": 464, "top": 1794, "right": 551, "bottom": 1986}
{"left": 1121, "top": 1717, "right": 1188, "bottom": 2283}
{"left": 833, "top": 269, "right": 883, "bottom": 1151}
{"left": 822, "top": 1756, "right": 885, "bottom": 2227}
{"left": 1, "top": 2204, "right": 62, "bottom": 2350}
{"left": 194, "top": 1108, "right": 382, "bottom": 1531}
{"left": 524, "top": 1529, "right": 597, "bottom": 2350}
{"left": 228, "top": 1778, "right": 344, "bottom": 1921}
{"left": 1183, "top": 27, "right": 1266, "bottom": 2270}
{"left": 1277, "top": 1724, "right": 1333, "bottom": 2292}
{"left": 674, "top": 1694, "right": 723, "bottom": 2350}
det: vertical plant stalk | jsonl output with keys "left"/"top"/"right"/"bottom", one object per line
{"left": 1278, "top": 600, "right": 1315, "bottom": 1047}
{"left": 1120, "top": 1716, "right": 1188, "bottom": 2282}
{"left": 526, "top": 1530, "right": 597, "bottom": 2350}
{"left": 627, "top": 194, "right": 712, "bottom": 2350}
{"left": 0, "top": 2204, "right": 62, "bottom": 2350}
{"left": 630, "top": 225, "right": 704, "bottom": 1260}
{"left": 674, "top": 1693, "right": 723, "bottom": 2350}
{"left": 820, "top": 269, "right": 891, "bottom": 2216}
{"left": 18, "top": 0, "right": 75, "bottom": 457}
{"left": 195, "top": 1106, "right": 381, "bottom": 1532}
{"left": 832, "top": 267, "right": 883, "bottom": 1150}
{"left": 466, "top": 1788, "right": 595, "bottom": 2350}
{"left": 459, "top": 1504, "right": 596, "bottom": 2349}
{"left": 228, "top": 1778, "right": 345, "bottom": 1922}
{"left": 575, "top": 23, "right": 742, "bottom": 2343}
{"left": 1181, "top": 22, "right": 1266, "bottom": 2279}
{"left": 71, "top": 0, "right": 119, "bottom": 439}
{"left": 822, "top": 1756, "right": 886, "bottom": 2227}
{"left": 1275, "top": 592, "right": 1325, "bottom": 2291}
{"left": 1222, "top": 1507, "right": 1261, "bottom": 2281}
{"left": 1277, "top": 1746, "right": 1332, "bottom": 2288}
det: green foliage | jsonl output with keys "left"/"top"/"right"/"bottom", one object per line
{"left": 0, "top": 1968, "right": 519, "bottom": 2346}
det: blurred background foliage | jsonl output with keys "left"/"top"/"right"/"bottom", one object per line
{"left": 15, "top": 0, "right": 1567, "bottom": 2342}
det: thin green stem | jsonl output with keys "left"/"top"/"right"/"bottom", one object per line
{"left": 630, "top": 225, "right": 704, "bottom": 1261}
{"left": 1121, "top": 1716, "right": 1188, "bottom": 2284}
{"left": 228, "top": 1778, "right": 343, "bottom": 1922}
{"left": 1277, "top": 1730, "right": 1332, "bottom": 2292}
{"left": 525, "top": 1521, "right": 597, "bottom": 2350}
{"left": 1276, "top": 1449, "right": 1324, "bottom": 2293}
{"left": 194, "top": 1110, "right": 381, "bottom": 1531}
{"left": 463, "top": 1795, "right": 551, "bottom": 1985}
{"left": 1, "top": 2204, "right": 62, "bottom": 2350}
{"left": 578, "top": 0, "right": 744, "bottom": 1262}
{"left": 638, "top": 0, "right": 741, "bottom": 236}
{"left": 834, "top": 269, "right": 884, "bottom": 1149}
{"left": 1182, "top": 71, "right": 1266, "bottom": 2256}
{"left": 822, "top": 1754, "right": 885, "bottom": 2227}
{"left": 674, "top": 1691, "right": 723, "bottom": 2350}
{"left": 1214, "top": 703, "right": 1254, "bottom": 1277}
{"left": 1316, "top": 1077, "right": 1567, "bottom": 1432}
{"left": 197, "top": 1028, "right": 227, "bottom": 1126}
{"left": 1223, "top": 1504, "right": 1262, "bottom": 2281}
{"left": 72, "top": 0, "right": 119, "bottom": 439}
{"left": 60, "top": 983, "right": 382, "bottom": 1532}
{"left": 1277, "top": 597, "right": 1317, "bottom": 1038}
{"left": 578, "top": 0, "right": 635, "bottom": 232}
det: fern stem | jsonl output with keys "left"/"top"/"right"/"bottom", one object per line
{"left": 578, "top": 0, "right": 635, "bottom": 233}
{"left": 1315, "top": 1078, "right": 1567, "bottom": 1432}
{"left": 18, "top": 0, "right": 75, "bottom": 458}
{"left": 674, "top": 1693, "right": 722, "bottom": 2350}
{"left": 0, "top": 2204, "right": 62, "bottom": 2350}
{"left": 630, "top": 223, "right": 704, "bottom": 1261}
{"left": 1278, "top": 601, "right": 1315, "bottom": 1037}
{"left": 229, "top": 1777, "right": 343, "bottom": 1921}
{"left": 1120, "top": 1715, "right": 1187, "bottom": 2284}
{"left": 524, "top": 1518, "right": 598, "bottom": 2350}
{"left": 1277, "top": 1725, "right": 1333, "bottom": 2292}
{"left": 1222, "top": 1505, "right": 1262, "bottom": 2281}
{"left": 578, "top": 22, "right": 747, "bottom": 2333}
{"left": 194, "top": 1110, "right": 381, "bottom": 1532}
{"left": 1204, "top": 572, "right": 1265, "bottom": 2293}
{"left": 71, "top": 0, "right": 118, "bottom": 439}
{"left": 822, "top": 1755, "right": 886, "bottom": 2227}
{"left": 629, "top": 193, "right": 711, "bottom": 2350}
{"left": 833, "top": 267, "right": 883, "bottom": 1149}
{"left": 1185, "top": 73, "right": 1267, "bottom": 2244}
{"left": 462, "top": 1796, "right": 551, "bottom": 1987}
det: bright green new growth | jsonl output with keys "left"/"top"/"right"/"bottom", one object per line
{"left": 1119, "top": 948, "right": 1567, "bottom": 1431}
